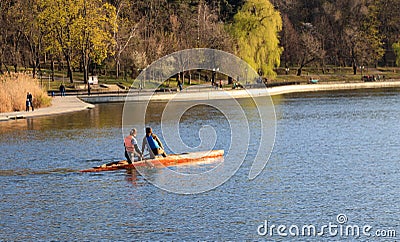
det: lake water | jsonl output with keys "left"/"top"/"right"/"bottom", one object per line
{"left": 1, "top": 89, "right": 399, "bottom": 240}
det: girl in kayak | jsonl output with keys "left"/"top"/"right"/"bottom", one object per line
{"left": 142, "top": 127, "right": 167, "bottom": 158}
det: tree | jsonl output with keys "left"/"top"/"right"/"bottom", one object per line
{"left": 377, "top": 0, "right": 400, "bottom": 66}
{"left": 0, "top": 0, "right": 25, "bottom": 73}
{"left": 109, "top": 0, "right": 138, "bottom": 79}
{"left": 357, "top": 1, "right": 384, "bottom": 68}
{"left": 17, "top": 0, "right": 44, "bottom": 78}
{"left": 197, "top": 0, "right": 233, "bottom": 50}
{"left": 296, "top": 25, "right": 325, "bottom": 76}
{"left": 38, "top": 0, "right": 116, "bottom": 83}
{"left": 38, "top": 0, "right": 79, "bottom": 83}
{"left": 280, "top": 13, "right": 300, "bottom": 68}
{"left": 231, "top": 0, "right": 282, "bottom": 78}
{"left": 73, "top": 0, "right": 117, "bottom": 84}
{"left": 314, "top": 0, "right": 384, "bottom": 73}
{"left": 393, "top": 42, "right": 400, "bottom": 66}
{"left": 0, "top": 0, "right": 14, "bottom": 74}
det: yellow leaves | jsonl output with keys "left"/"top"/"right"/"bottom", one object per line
{"left": 37, "top": 0, "right": 117, "bottom": 66}
{"left": 231, "top": 0, "right": 282, "bottom": 78}
{"left": 393, "top": 42, "right": 400, "bottom": 66}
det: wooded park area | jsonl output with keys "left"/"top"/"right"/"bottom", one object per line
{"left": 1, "top": 0, "right": 400, "bottom": 84}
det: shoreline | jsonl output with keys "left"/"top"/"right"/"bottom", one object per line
{"left": 80, "top": 81, "right": 400, "bottom": 103}
{"left": 268, "top": 80, "right": 400, "bottom": 95}
{"left": 1, "top": 81, "right": 399, "bottom": 122}
{"left": 0, "top": 96, "right": 94, "bottom": 122}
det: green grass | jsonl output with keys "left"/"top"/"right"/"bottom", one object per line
{"left": 273, "top": 66, "right": 400, "bottom": 83}
{"left": 11, "top": 66, "right": 400, "bottom": 93}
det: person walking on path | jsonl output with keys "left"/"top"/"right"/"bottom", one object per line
{"left": 59, "top": 84, "right": 66, "bottom": 97}
{"left": 124, "top": 128, "right": 143, "bottom": 164}
{"left": 25, "top": 92, "right": 31, "bottom": 112}
{"left": 142, "top": 127, "right": 167, "bottom": 159}
{"left": 27, "top": 92, "right": 34, "bottom": 111}
{"left": 177, "top": 79, "right": 183, "bottom": 91}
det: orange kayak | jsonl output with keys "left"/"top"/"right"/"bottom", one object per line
{"left": 80, "top": 150, "right": 224, "bottom": 172}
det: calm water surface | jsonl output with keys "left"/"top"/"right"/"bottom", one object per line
{"left": 1, "top": 89, "right": 400, "bottom": 240}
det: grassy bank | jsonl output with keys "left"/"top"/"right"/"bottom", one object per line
{"left": 9, "top": 66, "right": 400, "bottom": 93}
{"left": 0, "top": 73, "right": 52, "bottom": 113}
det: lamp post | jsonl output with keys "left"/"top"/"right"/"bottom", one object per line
{"left": 245, "top": 67, "right": 248, "bottom": 85}
{"left": 198, "top": 71, "right": 201, "bottom": 85}
{"left": 212, "top": 67, "right": 219, "bottom": 87}
{"left": 212, "top": 68, "right": 216, "bottom": 86}
{"left": 39, "top": 70, "right": 42, "bottom": 88}
{"left": 48, "top": 74, "right": 51, "bottom": 90}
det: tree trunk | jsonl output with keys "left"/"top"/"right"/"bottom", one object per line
{"left": 83, "top": 64, "right": 88, "bottom": 84}
{"left": 297, "top": 58, "right": 307, "bottom": 76}
{"left": 57, "top": 58, "right": 62, "bottom": 71}
{"left": 84, "top": 60, "right": 89, "bottom": 96}
{"left": 352, "top": 57, "right": 357, "bottom": 75}
{"left": 87, "top": 82, "right": 91, "bottom": 96}
{"left": 351, "top": 48, "right": 357, "bottom": 75}
{"left": 116, "top": 59, "right": 120, "bottom": 79}
{"left": 297, "top": 56, "right": 315, "bottom": 76}
{"left": 32, "top": 65, "right": 37, "bottom": 78}
{"left": 32, "top": 55, "right": 40, "bottom": 79}
{"left": 67, "top": 65, "right": 73, "bottom": 83}
{"left": 82, "top": 50, "right": 90, "bottom": 85}
{"left": 297, "top": 68, "right": 302, "bottom": 76}
{"left": 130, "top": 65, "right": 137, "bottom": 79}
{"left": 65, "top": 55, "right": 74, "bottom": 83}
{"left": 51, "top": 58, "right": 55, "bottom": 82}
{"left": 68, "top": 66, "right": 73, "bottom": 83}
{"left": 4, "top": 63, "right": 10, "bottom": 75}
{"left": 228, "top": 76, "right": 233, "bottom": 84}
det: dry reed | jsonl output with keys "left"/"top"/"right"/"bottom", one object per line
{"left": 0, "top": 73, "right": 52, "bottom": 113}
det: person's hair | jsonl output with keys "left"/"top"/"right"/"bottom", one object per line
{"left": 130, "top": 128, "right": 137, "bottom": 136}
{"left": 145, "top": 127, "right": 152, "bottom": 137}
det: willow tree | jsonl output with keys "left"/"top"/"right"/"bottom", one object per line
{"left": 231, "top": 0, "right": 282, "bottom": 78}
{"left": 361, "top": 2, "right": 385, "bottom": 67}
{"left": 393, "top": 42, "right": 400, "bottom": 66}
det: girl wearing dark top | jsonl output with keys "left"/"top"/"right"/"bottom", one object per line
{"left": 142, "top": 127, "right": 167, "bottom": 158}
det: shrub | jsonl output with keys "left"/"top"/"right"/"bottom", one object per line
{"left": 0, "top": 73, "right": 52, "bottom": 113}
